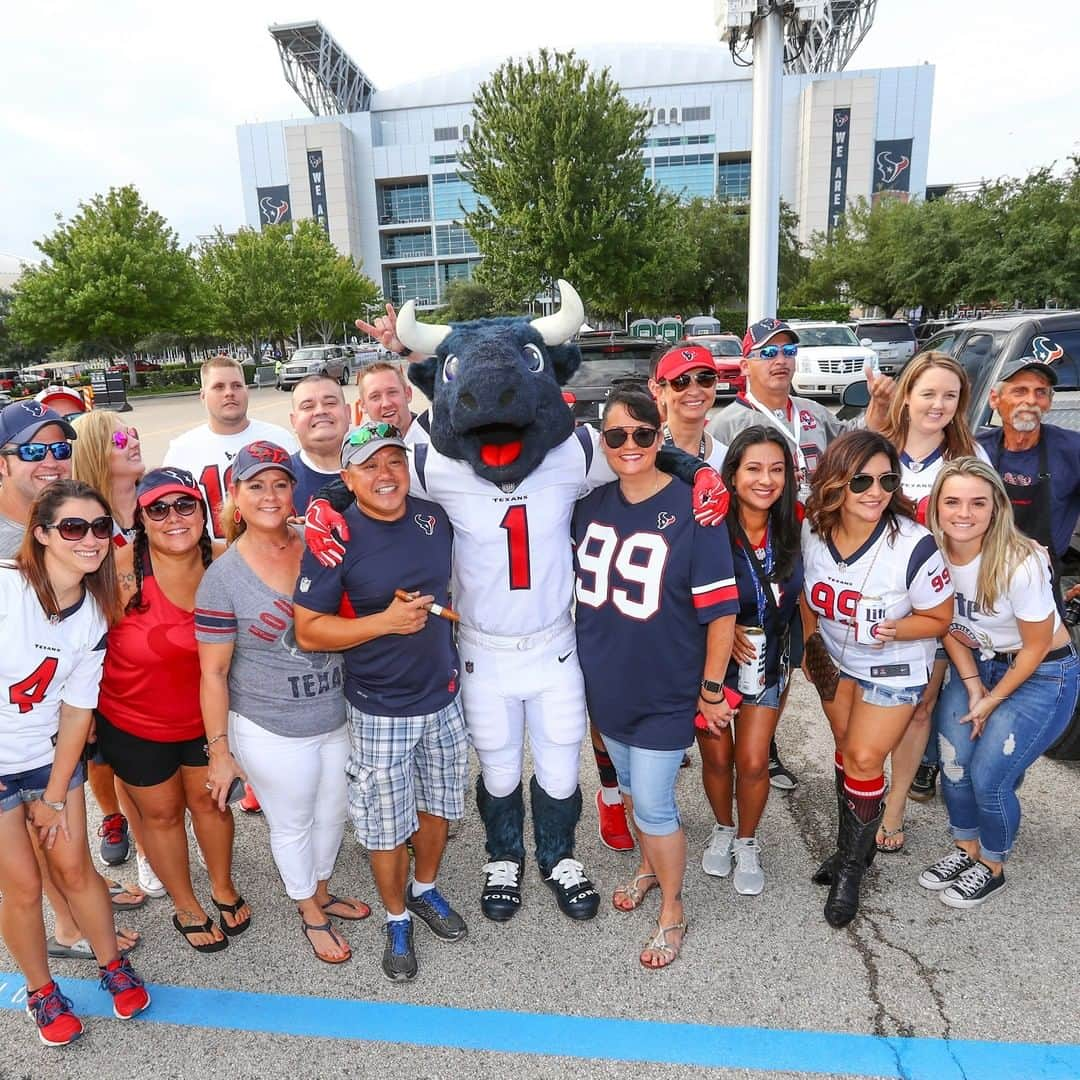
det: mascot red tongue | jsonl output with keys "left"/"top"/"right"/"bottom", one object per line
{"left": 480, "top": 442, "right": 521, "bottom": 467}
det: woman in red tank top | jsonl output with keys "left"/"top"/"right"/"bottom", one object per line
{"left": 96, "top": 468, "right": 250, "bottom": 954}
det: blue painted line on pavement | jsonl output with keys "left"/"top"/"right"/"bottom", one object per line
{"left": 2, "top": 972, "right": 1078, "bottom": 1079}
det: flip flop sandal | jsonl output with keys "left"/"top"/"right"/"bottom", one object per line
{"left": 301, "top": 917, "right": 352, "bottom": 965}
{"left": 107, "top": 880, "right": 147, "bottom": 910}
{"left": 876, "top": 824, "right": 906, "bottom": 853}
{"left": 640, "top": 919, "right": 688, "bottom": 970}
{"left": 46, "top": 935, "right": 136, "bottom": 960}
{"left": 320, "top": 894, "right": 372, "bottom": 921}
{"left": 172, "top": 915, "right": 229, "bottom": 954}
{"left": 212, "top": 895, "right": 252, "bottom": 936}
{"left": 612, "top": 872, "right": 658, "bottom": 912}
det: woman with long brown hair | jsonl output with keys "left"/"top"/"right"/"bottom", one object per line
{"left": 0, "top": 480, "right": 150, "bottom": 1046}
{"left": 801, "top": 431, "right": 953, "bottom": 927}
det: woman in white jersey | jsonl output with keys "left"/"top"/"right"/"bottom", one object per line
{"left": 874, "top": 353, "right": 990, "bottom": 851}
{"left": 0, "top": 480, "right": 150, "bottom": 1046}
{"left": 920, "top": 458, "right": 1078, "bottom": 907}
{"left": 802, "top": 431, "right": 953, "bottom": 927}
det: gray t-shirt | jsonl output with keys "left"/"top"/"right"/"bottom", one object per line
{"left": 194, "top": 544, "right": 345, "bottom": 737}
{"left": 0, "top": 514, "right": 25, "bottom": 558}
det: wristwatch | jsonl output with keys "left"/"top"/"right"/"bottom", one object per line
{"left": 700, "top": 678, "right": 724, "bottom": 696}
{"left": 39, "top": 797, "right": 66, "bottom": 811}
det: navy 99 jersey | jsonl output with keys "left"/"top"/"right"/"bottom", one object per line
{"left": 801, "top": 515, "right": 953, "bottom": 688}
{"left": 571, "top": 478, "right": 738, "bottom": 750}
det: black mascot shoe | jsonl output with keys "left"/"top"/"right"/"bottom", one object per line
{"left": 812, "top": 847, "right": 876, "bottom": 887}
{"left": 544, "top": 858, "right": 600, "bottom": 920}
{"left": 824, "top": 806, "right": 883, "bottom": 928}
{"left": 481, "top": 859, "right": 523, "bottom": 922}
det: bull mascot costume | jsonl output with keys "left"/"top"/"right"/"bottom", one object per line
{"left": 306, "top": 281, "right": 728, "bottom": 923}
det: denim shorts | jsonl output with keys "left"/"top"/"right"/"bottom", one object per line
{"left": 737, "top": 682, "right": 782, "bottom": 710}
{"left": 849, "top": 676, "right": 927, "bottom": 708}
{"left": 0, "top": 761, "right": 86, "bottom": 814}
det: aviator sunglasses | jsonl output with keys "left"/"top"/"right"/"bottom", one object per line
{"left": 112, "top": 427, "right": 139, "bottom": 449}
{"left": 143, "top": 495, "right": 201, "bottom": 521}
{"left": 345, "top": 422, "right": 402, "bottom": 447}
{"left": 0, "top": 441, "right": 73, "bottom": 463}
{"left": 755, "top": 344, "right": 799, "bottom": 359}
{"left": 601, "top": 426, "right": 660, "bottom": 449}
{"left": 664, "top": 371, "right": 718, "bottom": 391}
{"left": 848, "top": 472, "right": 901, "bottom": 495}
{"left": 43, "top": 515, "right": 113, "bottom": 541}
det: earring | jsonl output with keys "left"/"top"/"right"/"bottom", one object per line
{"left": 233, "top": 508, "right": 242, "bottom": 525}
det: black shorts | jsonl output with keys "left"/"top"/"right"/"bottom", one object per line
{"left": 95, "top": 711, "right": 208, "bottom": 787}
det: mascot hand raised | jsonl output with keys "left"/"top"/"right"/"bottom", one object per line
{"left": 692, "top": 467, "right": 730, "bottom": 526}
{"left": 305, "top": 498, "right": 349, "bottom": 567}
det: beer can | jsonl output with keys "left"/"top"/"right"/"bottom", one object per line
{"left": 856, "top": 595, "right": 886, "bottom": 646}
{"left": 737, "top": 626, "right": 768, "bottom": 697}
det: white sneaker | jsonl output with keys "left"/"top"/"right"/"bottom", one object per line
{"left": 732, "top": 836, "right": 764, "bottom": 895}
{"left": 136, "top": 852, "right": 166, "bottom": 898}
{"left": 701, "top": 823, "right": 736, "bottom": 877}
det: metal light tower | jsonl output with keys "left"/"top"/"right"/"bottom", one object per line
{"left": 715, "top": 1, "right": 877, "bottom": 321}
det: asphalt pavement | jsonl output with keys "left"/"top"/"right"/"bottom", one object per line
{"left": 0, "top": 388, "right": 1077, "bottom": 1079}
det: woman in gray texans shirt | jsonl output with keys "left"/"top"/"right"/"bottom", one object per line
{"left": 195, "top": 442, "right": 370, "bottom": 964}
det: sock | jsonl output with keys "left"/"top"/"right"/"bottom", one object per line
{"left": 410, "top": 879, "right": 434, "bottom": 898}
{"left": 599, "top": 784, "right": 623, "bottom": 807}
{"left": 844, "top": 774, "right": 886, "bottom": 823}
{"left": 593, "top": 744, "right": 619, "bottom": 790}
{"left": 386, "top": 910, "right": 410, "bottom": 923}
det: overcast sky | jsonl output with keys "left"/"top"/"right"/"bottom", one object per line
{"left": 2, "top": 0, "right": 1077, "bottom": 262}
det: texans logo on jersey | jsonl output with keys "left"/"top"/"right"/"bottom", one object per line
{"left": 414, "top": 513, "right": 436, "bottom": 535}
{"left": 657, "top": 511, "right": 676, "bottom": 530}
{"left": 799, "top": 410, "right": 818, "bottom": 431}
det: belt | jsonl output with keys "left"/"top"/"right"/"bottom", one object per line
{"left": 458, "top": 611, "right": 572, "bottom": 651}
{"left": 990, "top": 644, "right": 1074, "bottom": 665}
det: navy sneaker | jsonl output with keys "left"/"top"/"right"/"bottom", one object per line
{"left": 940, "top": 863, "right": 1006, "bottom": 909}
{"left": 382, "top": 919, "right": 418, "bottom": 982}
{"left": 544, "top": 858, "right": 600, "bottom": 920}
{"left": 99, "top": 813, "right": 130, "bottom": 866}
{"left": 406, "top": 885, "right": 467, "bottom": 941}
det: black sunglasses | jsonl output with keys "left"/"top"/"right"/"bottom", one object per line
{"left": 143, "top": 496, "right": 201, "bottom": 522}
{"left": 849, "top": 472, "right": 901, "bottom": 494}
{"left": 601, "top": 426, "right": 660, "bottom": 449}
{"left": 43, "top": 516, "right": 113, "bottom": 541}
{"left": 1, "top": 441, "right": 73, "bottom": 463}
{"left": 664, "top": 371, "right": 718, "bottom": 391}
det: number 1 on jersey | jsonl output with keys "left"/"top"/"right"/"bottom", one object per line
{"left": 500, "top": 505, "right": 532, "bottom": 590}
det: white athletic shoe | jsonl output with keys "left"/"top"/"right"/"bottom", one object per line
{"left": 732, "top": 837, "right": 764, "bottom": 895}
{"left": 701, "top": 823, "right": 736, "bottom": 877}
{"left": 136, "top": 852, "right": 166, "bottom": 899}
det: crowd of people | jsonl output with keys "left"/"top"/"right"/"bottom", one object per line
{"left": 1, "top": 310, "right": 1078, "bottom": 1047}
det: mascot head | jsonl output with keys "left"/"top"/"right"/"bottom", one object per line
{"left": 399, "top": 280, "right": 583, "bottom": 486}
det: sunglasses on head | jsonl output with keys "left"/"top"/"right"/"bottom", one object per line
{"left": 112, "top": 427, "right": 139, "bottom": 449}
{"left": 848, "top": 472, "right": 901, "bottom": 494}
{"left": 346, "top": 422, "right": 402, "bottom": 447}
{"left": 1, "top": 441, "right": 73, "bottom": 463}
{"left": 601, "top": 426, "right": 660, "bottom": 449}
{"left": 664, "top": 371, "right": 718, "bottom": 391}
{"left": 755, "top": 344, "right": 799, "bottom": 359}
{"left": 143, "top": 495, "right": 201, "bottom": 522}
{"left": 43, "top": 516, "right": 113, "bottom": 542}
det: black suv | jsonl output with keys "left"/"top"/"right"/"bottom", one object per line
{"left": 563, "top": 331, "right": 658, "bottom": 426}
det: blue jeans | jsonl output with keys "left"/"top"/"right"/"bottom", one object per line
{"left": 936, "top": 648, "right": 1079, "bottom": 862}
{"left": 601, "top": 734, "right": 685, "bottom": 836}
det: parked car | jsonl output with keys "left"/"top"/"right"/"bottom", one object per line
{"left": 680, "top": 334, "right": 745, "bottom": 399}
{"left": 276, "top": 345, "right": 350, "bottom": 390}
{"left": 563, "top": 331, "right": 656, "bottom": 426}
{"left": 788, "top": 321, "right": 877, "bottom": 399}
{"left": 850, "top": 319, "right": 917, "bottom": 376}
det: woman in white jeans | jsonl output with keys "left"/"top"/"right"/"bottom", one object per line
{"left": 195, "top": 441, "right": 370, "bottom": 963}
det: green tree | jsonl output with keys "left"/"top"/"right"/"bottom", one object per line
{"left": 7, "top": 186, "right": 197, "bottom": 385}
{"left": 431, "top": 278, "right": 504, "bottom": 321}
{"left": 460, "top": 49, "right": 677, "bottom": 317}
{"left": 0, "top": 289, "right": 49, "bottom": 370}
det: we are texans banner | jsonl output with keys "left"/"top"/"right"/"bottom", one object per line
{"left": 827, "top": 108, "right": 851, "bottom": 238}
{"left": 307, "top": 150, "right": 330, "bottom": 234}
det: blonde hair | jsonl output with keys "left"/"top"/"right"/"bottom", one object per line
{"left": 200, "top": 355, "right": 244, "bottom": 386}
{"left": 219, "top": 491, "right": 245, "bottom": 544}
{"left": 927, "top": 457, "right": 1040, "bottom": 614}
{"left": 71, "top": 411, "right": 125, "bottom": 506}
{"left": 879, "top": 351, "right": 977, "bottom": 459}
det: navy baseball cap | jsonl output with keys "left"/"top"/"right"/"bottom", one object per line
{"left": 232, "top": 441, "right": 297, "bottom": 484}
{"left": 0, "top": 400, "right": 78, "bottom": 446}
{"left": 742, "top": 318, "right": 799, "bottom": 358}
{"left": 998, "top": 355, "right": 1059, "bottom": 387}
{"left": 136, "top": 467, "right": 203, "bottom": 507}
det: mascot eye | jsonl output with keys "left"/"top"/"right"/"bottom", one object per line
{"left": 523, "top": 343, "right": 545, "bottom": 373}
{"left": 442, "top": 354, "right": 460, "bottom": 382}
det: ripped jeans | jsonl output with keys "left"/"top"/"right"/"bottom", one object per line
{"left": 935, "top": 647, "right": 1079, "bottom": 862}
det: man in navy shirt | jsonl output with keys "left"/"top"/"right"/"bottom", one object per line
{"left": 293, "top": 421, "right": 468, "bottom": 983}
{"left": 288, "top": 375, "right": 352, "bottom": 515}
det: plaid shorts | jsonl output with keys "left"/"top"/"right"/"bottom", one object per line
{"left": 345, "top": 695, "right": 468, "bottom": 851}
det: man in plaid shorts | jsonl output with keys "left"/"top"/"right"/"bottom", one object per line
{"left": 294, "top": 421, "right": 467, "bottom": 981}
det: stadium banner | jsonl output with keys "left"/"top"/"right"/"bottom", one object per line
{"left": 827, "top": 107, "right": 851, "bottom": 238}
{"left": 873, "top": 139, "right": 913, "bottom": 193}
{"left": 256, "top": 185, "right": 292, "bottom": 229}
{"left": 307, "top": 150, "right": 330, "bottom": 234}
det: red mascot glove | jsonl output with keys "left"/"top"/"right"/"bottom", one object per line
{"left": 692, "top": 467, "right": 730, "bottom": 527}
{"left": 916, "top": 495, "right": 930, "bottom": 526}
{"left": 305, "top": 498, "right": 350, "bottom": 567}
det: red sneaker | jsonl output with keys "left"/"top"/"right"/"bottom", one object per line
{"left": 98, "top": 957, "right": 150, "bottom": 1020}
{"left": 26, "top": 981, "right": 83, "bottom": 1046}
{"left": 596, "top": 789, "right": 634, "bottom": 851}
{"left": 239, "top": 783, "right": 262, "bottom": 814}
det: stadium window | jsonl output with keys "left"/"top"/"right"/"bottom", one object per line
{"left": 462, "top": 124, "right": 470, "bottom": 138}
{"left": 433, "top": 126, "right": 460, "bottom": 142}
{"left": 669, "top": 108, "right": 678, "bottom": 124}
{"left": 682, "top": 106, "right": 711, "bottom": 122}
{"left": 656, "top": 108, "right": 666, "bottom": 124}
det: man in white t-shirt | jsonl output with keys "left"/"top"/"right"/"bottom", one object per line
{"left": 355, "top": 361, "right": 431, "bottom": 447}
{"left": 163, "top": 355, "right": 297, "bottom": 540}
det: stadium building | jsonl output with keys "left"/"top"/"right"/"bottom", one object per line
{"left": 236, "top": 22, "right": 933, "bottom": 309}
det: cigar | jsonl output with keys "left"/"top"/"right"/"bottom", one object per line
{"left": 395, "top": 589, "right": 460, "bottom": 623}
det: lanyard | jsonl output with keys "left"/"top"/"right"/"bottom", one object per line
{"left": 743, "top": 393, "right": 809, "bottom": 479}
{"left": 740, "top": 522, "right": 775, "bottom": 628}
{"left": 662, "top": 425, "right": 706, "bottom": 461}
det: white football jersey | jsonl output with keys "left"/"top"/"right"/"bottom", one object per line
{"left": 0, "top": 564, "right": 108, "bottom": 774}
{"left": 801, "top": 516, "right": 953, "bottom": 687}
{"left": 900, "top": 443, "right": 992, "bottom": 505}
{"left": 163, "top": 419, "right": 298, "bottom": 539}
{"left": 947, "top": 548, "right": 1059, "bottom": 657}
{"left": 412, "top": 429, "right": 606, "bottom": 635}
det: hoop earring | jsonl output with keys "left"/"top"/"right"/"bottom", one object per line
{"left": 233, "top": 509, "right": 242, "bottom": 525}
